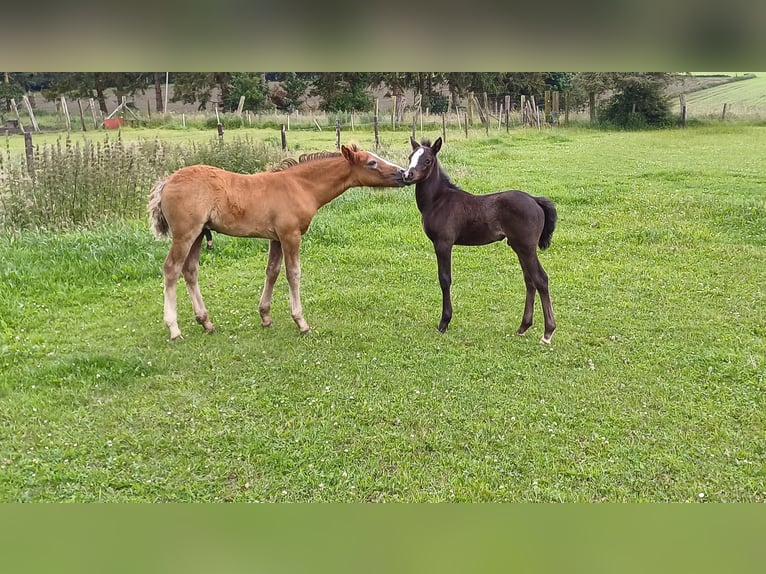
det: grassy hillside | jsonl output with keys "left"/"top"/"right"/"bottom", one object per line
{"left": 673, "top": 73, "right": 766, "bottom": 119}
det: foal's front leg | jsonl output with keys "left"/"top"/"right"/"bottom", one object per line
{"left": 434, "top": 241, "right": 454, "bottom": 333}
{"left": 259, "top": 240, "right": 283, "bottom": 328}
{"left": 281, "top": 234, "right": 311, "bottom": 334}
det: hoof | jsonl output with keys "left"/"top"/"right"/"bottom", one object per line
{"left": 299, "top": 327, "right": 312, "bottom": 335}
{"left": 540, "top": 335, "right": 552, "bottom": 345}
{"left": 205, "top": 327, "right": 216, "bottom": 335}
{"left": 169, "top": 333, "right": 183, "bottom": 341}
{"left": 261, "top": 321, "right": 273, "bottom": 329}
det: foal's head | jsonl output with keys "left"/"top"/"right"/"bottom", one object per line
{"left": 403, "top": 137, "right": 442, "bottom": 184}
{"left": 341, "top": 144, "right": 407, "bottom": 188}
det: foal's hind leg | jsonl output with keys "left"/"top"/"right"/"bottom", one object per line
{"left": 536, "top": 259, "right": 556, "bottom": 344}
{"left": 516, "top": 258, "right": 537, "bottom": 337}
{"left": 515, "top": 246, "right": 556, "bottom": 344}
{"left": 183, "top": 233, "right": 215, "bottom": 334}
{"left": 163, "top": 236, "right": 196, "bottom": 340}
{"left": 258, "top": 240, "right": 283, "bottom": 328}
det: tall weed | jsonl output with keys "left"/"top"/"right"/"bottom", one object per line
{"left": 0, "top": 134, "right": 283, "bottom": 232}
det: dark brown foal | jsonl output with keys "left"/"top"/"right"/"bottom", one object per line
{"left": 403, "top": 137, "right": 557, "bottom": 343}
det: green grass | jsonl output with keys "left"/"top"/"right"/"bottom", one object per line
{"left": 1, "top": 126, "right": 765, "bottom": 501}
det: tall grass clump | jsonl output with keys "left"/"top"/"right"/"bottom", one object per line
{"left": 0, "top": 134, "right": 283, "bottom": 232}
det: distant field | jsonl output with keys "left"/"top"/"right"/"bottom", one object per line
{"left": 673, "top": 73, "right": 766, "bottom": 119}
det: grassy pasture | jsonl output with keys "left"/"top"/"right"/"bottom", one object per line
{"left": 1, "top": 125, "right": 764, "bottom": 502}
{"left": 673, "top": 73, "right": 766, "bottom": 120}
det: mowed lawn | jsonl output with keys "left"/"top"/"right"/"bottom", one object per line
{"left": 1, "top": 125, "right": 764, "bottom": 502}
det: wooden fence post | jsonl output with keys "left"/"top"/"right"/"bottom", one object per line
{"left": 467, "top": 92, "right": 474, "bottom": 126}
{"left": 721, "top": 103, "right": 729, "bottom": 121}
{"left": 61, "top": 96, "right": 71, "bottom": 132}
{"left": 336, "top": 119, "right": 341, "bottom": 149}
{"left": 520, "top": 96, "right": 527, "bottom": 127}
{"left": 281, "top": 124, "right": 287, "bottom": 150}
{"left": 442, "top": 113, "right": 446, "bottom": 143}
{"left": 22, "top": 96, "right": 40, "bottom": 132}
{"left": 391, "top": 96, "right": 397, "bottom": 129}
{"left": 215, "top": 106, "right": 223, "bottom": 142}
{"left": 374, "top": 98, "right": 380, "bottom": 150}
{"left": 679, "top": 94, "right": 687, "bottom": 127}
{"left": 77, "top": 99, "right": 87, "bottom": 131}
{"left": 10, "top": 99, "right": 25, "bottom": 133}
{"left": 544, "top": 90, "right": 551, "bottom": 122}
{"left": 464, "top": 112, "right": 468, "bottom": 138}
{"left": 89, "top": 98, "right": 99, "bottom": 129}
{"left": 24, "top": 132, "right": 34, "bottom": 175}
{"left": 483, "top": 92, "right": 489, "bottom": 135}
{"left": 530, "top": 96, "right": 540, "bottom": 129}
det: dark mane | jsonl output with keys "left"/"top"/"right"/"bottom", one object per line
{"left": 439, "top": 165, "right": 461, "bottom": 191}
{"left": 269, "top": 148, "right": 348, "bottom": 172}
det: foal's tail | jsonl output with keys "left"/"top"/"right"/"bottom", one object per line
{"left": 147, "top": 178, "right": 170, "bottom": 239}
{"left": 535, "top": 196, "right": 557, "bottom": 250}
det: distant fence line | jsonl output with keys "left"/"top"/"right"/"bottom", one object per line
{"left": 5, "top": 91, "right": 585, "bottom": 136}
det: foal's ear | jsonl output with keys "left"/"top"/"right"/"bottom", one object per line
{"left": 432, "top": 137, "right": 442, "bottom": 155}
{"left": 410, "top": 137, "right": 420, "bottom": 151}
{"left": 341, "top": 145, "right": 355, "bottom": 163}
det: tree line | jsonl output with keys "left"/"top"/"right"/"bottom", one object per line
{"left": 1, "top": 72, "right": 675, "bottom": 127}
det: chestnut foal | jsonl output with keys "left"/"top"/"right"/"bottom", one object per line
{"left": 148, "top": 145, "right": 406, "bottom": 339}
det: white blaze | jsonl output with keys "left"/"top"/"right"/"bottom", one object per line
{"left": 369, "top": 151, "right": 404, "bottom": 170}
{"left": 405, "top": 148, "right": 425, "bottom": 177}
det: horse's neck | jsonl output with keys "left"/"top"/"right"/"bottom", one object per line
{"left": 293, "top": 158, "right": 353, "bottom": 208}
{"left": 415, "top": 163, "right": 447, "bottom": 212}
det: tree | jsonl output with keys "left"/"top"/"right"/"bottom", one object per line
{"left": 271, "top": 72, "right": 313, "bottom": 112}
{"left": 313, "top": 73, "right": 373, "bottom": 112}
{"left": 171, "top": 73, "right": 232, "bottom": 111}
{"left": 546, "top": 72, "right": 574, "bottom": 92}
{"left": 1, "top": 72, "right": 24, "bottom": 112}
{"left": 41, "top": 72, "right": 148, "bottom": 113}
{"left": 571, "top": 73, "right": 673, "bottom": 127}
{"left": 222, "top": 73, "right": 269, "bottom": 112}
{"left": 600, "top": 73, "right": 673, "bottom": 128}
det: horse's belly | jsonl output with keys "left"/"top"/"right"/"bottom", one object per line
{"left": 455, "top": 222, "right": 504, "bottom": 245}
{"left": 212, "top": 220, "right": 278, "bottom": 240}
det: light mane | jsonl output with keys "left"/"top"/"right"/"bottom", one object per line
{"left": 269, "top": 147, "right": 356, "bottom": 172}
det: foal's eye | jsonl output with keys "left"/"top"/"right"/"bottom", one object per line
{"left": 367, "top": 160, "right": 377, "bottom": 167}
